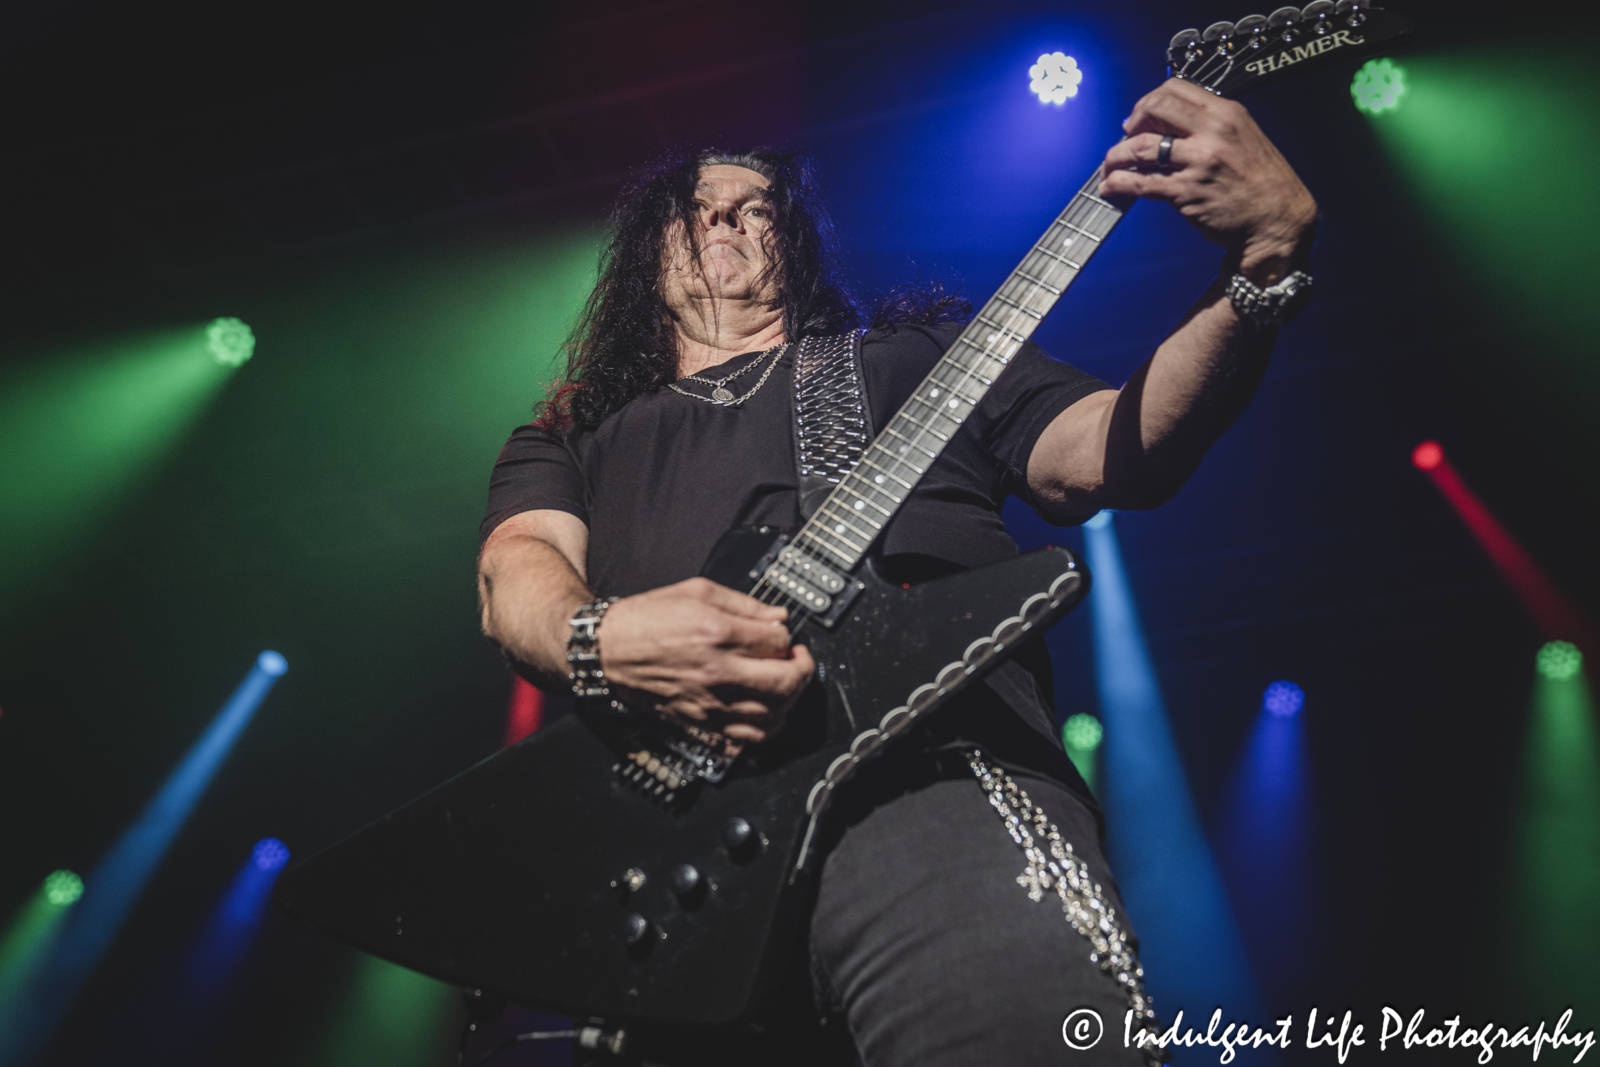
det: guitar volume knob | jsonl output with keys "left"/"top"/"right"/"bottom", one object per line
{"left": 722, "top": 817, "right": 755, "bottom": 853}
{"left": 670, "top": 864, "right": 700, "bottom": 896}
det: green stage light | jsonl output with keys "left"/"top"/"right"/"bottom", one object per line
{"left": 1062, "top": 713, "right": 1103, "bottom": 795}
{"left": 1351, "top": 58, "right": 1408, "bottom": 115}
{"left": 1537, "top": 640, "right": 1583, "bottom": 681}
{"left": 206, "top": 317, "right": 255, "bottom": 367}
{"left": 1063, "top": 713, "right": 1104, "bottom": 752}
{"left": 42, "top": 871, "right": 82, "bottom": 907}
{"left": 0, "top": 327, "right": 234, "bottom": 616}
{"left": 1518, "top": 660, "right": 1600, "bottom": 1008}
{"left": 316, "top": 955, "right": 452, "bottom": 1067}
{"left": 1364, "top": 50, "right": 1600, "bottom": 383}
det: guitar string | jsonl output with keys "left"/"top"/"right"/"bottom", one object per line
{"left": 747, "top": 162, "right": 1120, "bottom": 622}
{"left": 749, "top": 164, "right": 1117, "bottom": 610}
{"left": 751, "top": 50, "right": 1238, "bottom": 605}
{"left": 806, "top": 166, "right": 1110, "bottom": 564}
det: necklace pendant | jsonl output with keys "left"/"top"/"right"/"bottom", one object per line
{"left": 711, "top": 386, "right": 735, "bottom": 403}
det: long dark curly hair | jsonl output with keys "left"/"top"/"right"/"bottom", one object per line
{"left": 537, "top": 147, "right": 973, "bottom": 433}
{"left": 534, "top": 148, "right": 847, "bottom": 431}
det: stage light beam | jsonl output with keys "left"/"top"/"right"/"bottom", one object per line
{"left": 1062, "top": 713, "right": 1103, "bottom": 793}
{"left": 1517, "top": 648, "right": 1600, "bottom": 1009}
{"left": 504, "top": 677, "right": 544, "bottom": 747}
{"left": 1365, "top": 51, "right": 1600, "bottom": 374}
{"left": 1262, "top": 681, "right": 1305, "bottom": 718}
{"left": 1081, "top": 511, "right": 1267, "bottom": 1028}
{"left": 1221, "top": 682, "right": 1313, "bottom": 1004}
{"left": 1412, "top": 441, "right": 1600, "bottom": 655}
{"left": 315, "top": 955, "right": 454, "bottom": 1067}
{"left": 1537, "top": 640, "right": 1582, "bottom": 682}
{"left": 0, "top": 325, "right": 241, "bottom": 616}
{"left": 1029, "top": 52, "right": 1083, "bottom": 104}
{"left": 0, "top": 652, "right": 288, "bottom": 1065}
{"left": 42, "top": 871, "right": 84, "bottom": 907}
{"left": 0, "top": 871, "right": 87, "bottom": 1013}
{"left": 1351, "top": 58, "right": 1408, "bottom": 115}
{"left": 206, "top": 317, "right": 256, "bottom": 367}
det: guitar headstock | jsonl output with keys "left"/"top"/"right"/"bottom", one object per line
{"left": 1167, "top": 0, "right": 1415, "bottom": 99}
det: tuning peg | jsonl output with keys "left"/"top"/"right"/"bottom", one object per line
{"left": 1267, "top": 5, "right": 1303, "bottom": 26}
{"left": 1202, "top": 20, "right": 1236, "bottom": 40}
{"left": 1168, "top": 27, "right": 1200, "bottom": 50}
{"left": 1333, "top": 0, "right": 1369, "bottom": 25}
{"left": 1234, "top": 14, "right": 1268, "bottom": 39}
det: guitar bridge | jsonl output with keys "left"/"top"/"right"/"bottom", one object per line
{"left": 614, "top": 748, "right": 701, "bottom": 808}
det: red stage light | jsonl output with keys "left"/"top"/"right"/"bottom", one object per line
{"left": 1415, "top": 447, "right": 1598, "bottom": 655}
{"left": 1411, "top": 440, "right": 1443, "bottom": 471}
{"left": 504, "top": 677, "right": 543, "bottom": 747}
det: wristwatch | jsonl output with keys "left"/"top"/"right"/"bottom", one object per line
{"left": 1224, "top": 269, "right": 1314, "bottom": 328}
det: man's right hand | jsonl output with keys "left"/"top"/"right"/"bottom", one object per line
{"left": 597, "top": 577, "right": 815, "bottom": 745}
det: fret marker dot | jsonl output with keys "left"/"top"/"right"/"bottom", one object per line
{"left": 949, "top": 399, "right": 959, "bottom": 408}
{"left": 835, "top": 524, "right": 846, "bottom": 534}
{"left": 874, "top": 474, "right": 885, "bottom": 484}
{"left": 854, "top": 500, "right": 865, "bottom": 510}
{"left": 1063, "top": 237, "right": 1074, "bottom": 246}
{"left": 930, "top": 388, "right": 940, "bottom": 398}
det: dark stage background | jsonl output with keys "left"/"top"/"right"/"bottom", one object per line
{"left": 0, "top": 1, "right": 1596, "bottom": 1064}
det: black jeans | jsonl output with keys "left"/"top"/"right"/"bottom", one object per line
{"left": 613, "top": 753, "right": 1150, "bottom": 1067}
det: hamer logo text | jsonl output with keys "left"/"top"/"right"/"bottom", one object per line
{"left": 1246, "top": 30, "right": 1366, "bottom": 76}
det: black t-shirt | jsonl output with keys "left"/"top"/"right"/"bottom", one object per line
{"left": 482, "top": 322, "right": 1113, "bottom": 785}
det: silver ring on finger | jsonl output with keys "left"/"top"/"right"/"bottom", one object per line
{"left": 1157, "top": 134, "right": 1175, "bottom": 168}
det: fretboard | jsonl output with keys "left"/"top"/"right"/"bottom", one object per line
{"left": 786, "top": 169, "right": 1127, "bottom": 573}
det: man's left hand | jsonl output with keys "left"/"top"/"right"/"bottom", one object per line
{"left": 1099, "top": 78, "right": 1317, "bottom": 283}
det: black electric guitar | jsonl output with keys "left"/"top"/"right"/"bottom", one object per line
{"left": 275, "top": 1, "right": 1412, "bottom": 1033}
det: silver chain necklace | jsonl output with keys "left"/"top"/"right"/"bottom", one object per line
{"left": 668, "top": 343, "right": 788, "bottom": 407}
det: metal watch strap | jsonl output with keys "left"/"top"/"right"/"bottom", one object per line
{"left": 1224, "top": 268, "right": 1313, "bottom": 328}
{"left": 792, "top": 330, "right": 871, "bottom": 520}
{"left": 566, "top": 597, "right": 620, "bottom": 699}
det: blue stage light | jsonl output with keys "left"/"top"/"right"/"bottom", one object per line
{"left": 252, "top": 838, "right": 290, "bottom": 872}
{"left": 1082, "top": 511, "right": 1267, "bottom": 1025}
{"left": 0, "top": 652, "right": 287, "bottom": 1064}
{"left": 1222, "top": 686, "right": 1312, "bottom": 1002}
{"left": 1263, "top": 680, "right": 1305, "bottom": 717}
{"left": 1029, "top": 52, "right": 1084, "bottom": 104}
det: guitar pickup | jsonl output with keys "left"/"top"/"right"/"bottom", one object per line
{"left": 750, "top": 535, "right": 863, "bottom": 628}
{"left": 776, "top": 546, "right": 846, "bottom": 593}
{"left": 766, "top": 562, "right": 834, "bottom": 612}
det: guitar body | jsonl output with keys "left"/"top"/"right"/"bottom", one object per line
{"left": 273, "top": 529, "right": 1086, "bottom": 1028}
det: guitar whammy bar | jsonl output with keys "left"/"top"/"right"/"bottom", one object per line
{"left": 275, "top": 0, "right": 1413, "bottom": 1040}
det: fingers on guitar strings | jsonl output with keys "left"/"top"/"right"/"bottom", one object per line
{"left": 721, "top": 615, "right": 793, "bottom": 656}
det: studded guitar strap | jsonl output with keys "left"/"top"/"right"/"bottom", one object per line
{"left": 791, "top": 330, "right": 872, "bottom": 520}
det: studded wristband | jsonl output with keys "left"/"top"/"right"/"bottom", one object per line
{"left": 1223, "top": 268, "right": 1314, "bottom": 328}
{"left": 566, "top": 597, "right": 620, "bottom": 699}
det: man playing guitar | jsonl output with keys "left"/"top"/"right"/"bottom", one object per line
{"left": 476, "top": 78, "right": 1317, "bottom": 1065}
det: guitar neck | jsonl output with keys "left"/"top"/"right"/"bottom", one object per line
{"left": 786, "top": 168, "right": 1127, "bottom": 572}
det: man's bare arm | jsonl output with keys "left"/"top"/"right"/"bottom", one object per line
{"left": 478, "top": 510, "right": 595, "bottom": 683}
{"left": 1027, "top": 78, "right": 1317, "bottom": 517}
{"left": 477, "top": 509, "right": 813, "bottom": 743}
